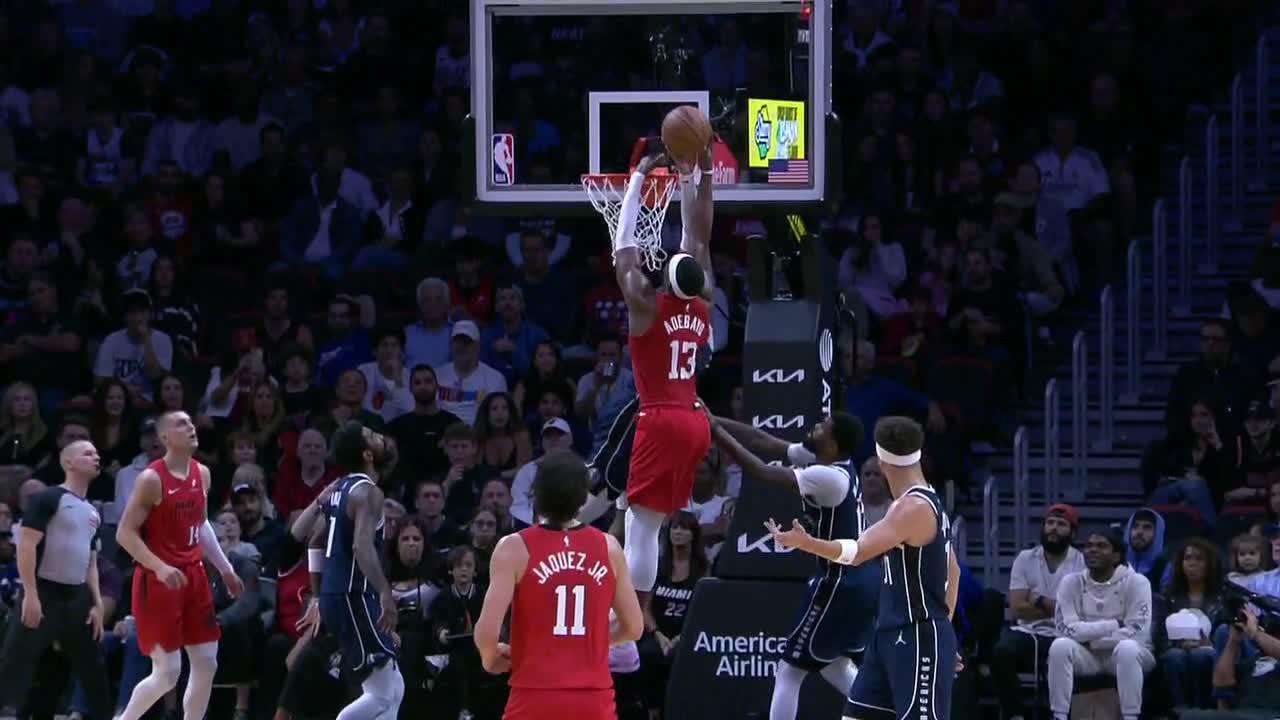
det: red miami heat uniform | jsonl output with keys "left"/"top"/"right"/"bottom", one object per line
{"left": 627, "top": 291, "right": 712, "bottom": 514}
{"left": 505, "top": 524, "right": 618, "bottom": 720}
{"left": 131, "top": 457, "right": 220, "bottom": 653}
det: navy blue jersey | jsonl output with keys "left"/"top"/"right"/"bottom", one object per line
{"left": 877, "top": 485, "right": 951, "bottom": 629}
{"left": 798, "top": 460, "right": 865, "bottom": 579}
{"left": 320, "top": 473, "right": 385, "bottom": 596}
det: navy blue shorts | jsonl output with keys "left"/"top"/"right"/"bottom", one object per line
{"left": 782, "top": 565, "right": 879, "bottom": 672}
{"left": 847, "top": 618, "right": 957, "bottom": 720}
{"left": 319, "top": 592, "right": 398, "bottom": 679}
{"left": 587, "top": 395, "right": 639, "bottom": 499}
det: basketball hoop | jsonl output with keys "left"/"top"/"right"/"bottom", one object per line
{"left": 581, "top": 170, "right": 679, "bottom": 272}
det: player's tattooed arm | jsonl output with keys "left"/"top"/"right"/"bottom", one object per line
{"left": 679, "top": 144, "right": 715, "bottom": 302}
{"left": 711, "top": 416, "right": 791, "bottom": 461}
{"left": 711, "top": 422, "right": 799, "bottom": 495}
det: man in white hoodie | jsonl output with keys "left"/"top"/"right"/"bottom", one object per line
{"left": 1049, "top": 527, "right": 1155, "bottom": 720}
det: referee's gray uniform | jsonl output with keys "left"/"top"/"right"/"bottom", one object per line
{"left": 0, "top": 485, "right": 110, "bottom": 720}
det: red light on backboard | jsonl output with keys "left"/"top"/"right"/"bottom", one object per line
{"left": 800, "top": 2, "right": 812, "bottom": 19}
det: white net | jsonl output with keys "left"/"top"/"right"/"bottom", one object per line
{"left": 582, "top": 173, "right": 679, "bottom": 272}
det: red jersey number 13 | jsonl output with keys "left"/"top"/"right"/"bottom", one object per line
{"left": 667, "top": 341, "right": 697, "bottom": 381}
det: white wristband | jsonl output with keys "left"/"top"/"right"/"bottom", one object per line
{"left": 787, "top": 443, "right": 817, "bottom": 466}
{"left": 835, "top": 539, "right": 859, "bottom": 565}
{"left": 307, "top": 549, "right": 325, "bottom": 572}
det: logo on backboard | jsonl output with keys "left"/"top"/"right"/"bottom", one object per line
{"left": 492, "top": 133, "right": 515, "bottom": 187}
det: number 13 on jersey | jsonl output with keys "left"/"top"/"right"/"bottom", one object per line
{"left": 668, "top": 341, "right": 697, "bottom": 380}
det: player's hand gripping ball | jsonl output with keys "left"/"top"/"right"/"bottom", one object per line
{"left": 661, "top": 105, "right": 713, "bottom": 173}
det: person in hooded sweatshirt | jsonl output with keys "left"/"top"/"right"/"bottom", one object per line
{"left": 1126, "top": 507, "right": 1171, "bottom": 590}
{"left": 1049, "top": 526, "right": 1155, "bottom": 720}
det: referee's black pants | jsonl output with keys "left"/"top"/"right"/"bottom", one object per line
{"left": 0, "top": 580, "right": 111, "bottom": 720}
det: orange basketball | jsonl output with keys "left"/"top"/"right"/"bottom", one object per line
{"left": 661, "top": 105, "right": 713, "bottom": 167}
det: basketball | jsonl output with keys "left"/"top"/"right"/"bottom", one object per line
{"left": 661, "top": 105, "right": 713, "bottom": 168}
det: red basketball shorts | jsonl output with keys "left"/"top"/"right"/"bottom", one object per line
{"left": 132, "top": 562, "right": 221, "bottom": 654}
{"left": 627, "top": 405, "right": 711, "bottom": 515}
{"left": 504, "top": 688, "right": 616, "bottom": 720}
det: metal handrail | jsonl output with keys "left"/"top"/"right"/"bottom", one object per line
{"left": 1097, "top": 286, "right": 1114, "bottom": 451}
{"left": 1152, "top": 199, "right": 1167, "bottom": 359}
{"left": 983, "top": 475, "right": 998, "bottom": 586}
{"left": 1230, "top": 74, "right": 1243, "bottom": 223}
{"left": 1257, "top": 38, "right": 1270, "bottom": 185}
{"left": 1044, "top": 378, "right": 1060, "bottom": 502}
{"left": 1176, "top": 156, "right": 1192, "bottom": 316}
{"left": 1122, "top": 241, "right": 1142, "bottom": 404}
{"left": 1204, "top": 115, "right": 1219, "bottom": 272}
{"left": 1013, "top": 426, "right": 1029, "bottom": 551}
{"left": 1071, "top": 331, "right": 1087, "bottom": 500}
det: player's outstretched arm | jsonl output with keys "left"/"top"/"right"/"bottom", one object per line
{"left": 476, "top": 533, "right": 527, "bottom": 674}
{"left": 679, "top": 144, "right": 715, "bottom": 302}
{"left": 768, "top": 495, "right": 936, "bottom": 566}
{"left": 606, "top": 533, "right": 643, "bottom": 645}
{"left": 115, "top": 470, "right": 180, "bottom": 580}
{"left": 713, "top": 416, "right": 806, "bottom": 463}
{"left": 613, "top": 157, "right": 662, "bottom": 320}
{"left": 711, "top": 422, "right": 799, "bottom": 495}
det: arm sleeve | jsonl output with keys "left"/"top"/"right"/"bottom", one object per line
{"left": 199, "top": 520, "right": 234, "bottom": 575}
{"left": 22, "top": 488, "right": 62, "bottom": 533}
{"left": 1056, "top": 575, "right": 1120, "bottom": 642}
{"left": 792, "top": 465, "right": 850, "bottom": 508}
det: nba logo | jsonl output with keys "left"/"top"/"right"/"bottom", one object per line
{"left": 492, "top": 134, "right": 515, "bottom": 186}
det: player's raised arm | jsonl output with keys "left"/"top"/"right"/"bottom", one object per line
{"left": 348, "top": 482, "right": 395, "bottom": 632}
{"left": 679, "top": 144, "right": 715, "bottom": 302}
{"left": 606, "top": 533, "right": 643, "bottom": 645}
{"left": 711, "top": 421, "right": 801, "bottom": 495}
{"left": 476, "top": 533, "right": 527, "bottom": 673}
{"left": 116, "top": 469, "right": 185, "bottom": 587}
{"left": 612, "top": 155, "right": 663, "bottom": 316}
{"left": 768, "top": 494, "right": 937, "bottom": 566}
{"left": 713, "top": 415, "right": 814, "bottom": 464}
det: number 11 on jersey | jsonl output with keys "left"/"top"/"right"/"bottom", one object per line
{"left": 552, "top": 584, "right": 586, "bottom": 636}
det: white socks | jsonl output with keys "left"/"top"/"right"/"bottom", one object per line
{"left": 335, "top": 662, "right": 404, "bottom": 720}
{"left": 182, "top": 642, "right": 218, "bottom": 720}
{"left": 623, "top": 504, "right": 664, "bottom": 592}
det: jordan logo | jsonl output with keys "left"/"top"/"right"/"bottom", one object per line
{"left": 895, "top": 631, "right": 906, "bottom": 646}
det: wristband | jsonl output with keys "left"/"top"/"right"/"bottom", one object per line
{"left": 307, "top": 549, "right": 325, "bottom": 572}
{"left": 835, "top": 539, "right": 859, "bottom": 565}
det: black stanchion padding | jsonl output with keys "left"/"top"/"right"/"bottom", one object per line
{"left": 663, "top": 577, "right": 847, "bottom": 719}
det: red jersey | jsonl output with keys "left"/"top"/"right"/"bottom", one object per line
{"left": 509, "top": 525, "right": 616, "bottom": 691}
{"left": 629, "top": 292, "right": 709, "bottom": 408}
{"left": 141, "top": 457, "right": 206, "bottom": 567}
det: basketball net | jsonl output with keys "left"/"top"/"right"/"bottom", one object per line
{"left": 581, "top": 170, "right": 679, "bottom": 272}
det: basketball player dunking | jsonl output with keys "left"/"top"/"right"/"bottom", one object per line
{"left": 476, "top": 450, "right": 643, "bottom": 720}
{"left": 609, "top": 145, "right": 716, "bottom": 605}
{"left": 768, "top": 417, "right": 960, "bottom": 720}
{"left": 115, "top": 411, "right": 244, "bottom": 720}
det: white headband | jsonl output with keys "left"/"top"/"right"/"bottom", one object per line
{"left": 667, "top": 252, "right": 697, "bottom": 299}
{"left": 876, "top": 444, "right": 921, "bottom": 467}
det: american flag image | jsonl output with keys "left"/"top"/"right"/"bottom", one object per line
{"left": 767, "top": 158, "right": 810, "bottom": 183}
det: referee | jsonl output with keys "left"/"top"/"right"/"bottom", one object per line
{"left": 0, "top": 440, "right": 111, "bottom": 720}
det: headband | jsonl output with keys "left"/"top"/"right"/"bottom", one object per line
{"left": 667, "top": 252, "right": 697, "bottom": 300}
{"left": 876, "top": 444, "right": 921, "bottom": 467}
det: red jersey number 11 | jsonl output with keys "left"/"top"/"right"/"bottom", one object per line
{"left": 552, "top": 584, "right": 586, "bottom": 637}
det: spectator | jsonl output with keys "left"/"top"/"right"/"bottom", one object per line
{"left": 281, "top": 168, "right": 362, "bottom": 281}
{"left": 273, "top": 429, "right": 338, "bottom": 524}
{"left": 310, "top": 369, "right": 384, "bottom": 436}
{"left": 683, "top": 449, "right": 733, "bottom": 562}
{"left": 1184, "top": 606, "right": 1280, "bottom": 720}
{"left": 480, "top": 283, "right": 550, "bottom": 384}
{"left": 516, "top": 231, "right": 577, "bottom": 341}
{"left": 988, "top": 192, "right": 1065, "bottom": 319}
{"left": 479, "top": 479, "right": 513, "bottom": 534}
{"left": 1166, "top": 319, "right": 1255, "bottom": 435}
{"left": 315, "top": 294, "right": 372, "bottom": 388}
{"left": 1033, "top": 113, "right": 1114, "bottom": 282}
{"left": 641, "top": 510, "right": 709, "bottom": 712}
{"left": 115, "top": 206, "right": 159, "bottom": 291}
{"left": 1145, "top": 400, "right": 1230, "bottom": 522}
{"left": 1050, "top": 527, "right": 1155, "bottom": 720}
{"left": 356, "top": 86, "right": 418, "bottom": 185}
{"left": 841, "top": 337, "right": 945, "bottom": 463}
{"left": 991, "top": 504, "right": 1085, "bottom": 720}
{"left": 1155, "top": 537, "right": 1226, "bottom": 711}
{"left": 439, "top": 422, "right": 498, "bottom": 528}
{"left": 1126, "top": 508, "right": 1171, "bottom": 588}
{"left": 404, "top": 277, "right": 453, "bottom": 370}
{"left": 510, "top": 417, "right": 576, "bottom": 528}
{"left": 93, "top": 288, "right": 173, "bottom": 401}
{"left": 358, "top": 326, "right": 413, "bottom": 424}
{"left": 429, "top": 545, "right": 491, "bottom": 720}
{"left": 1011, "top": 160, "right": 1077, "bottom": 294}
{"left": 946, "top": 246, "right": 1024, "bottom": 372}
{"left": 1227, "top": 399, "right": 1280, "bottom": 504}
{"left": 0, "top": 382, "right": 54, "bottom": 476}
{"left": 239, "top": 381, "right": 286, "bottom": 471}
{"left": 89, "top": 379, "right": 137, "bottom": 497}
{"left": 531, "top": 384, "right": 589, "bottom": 455}
{"left": 109, "top": 416, "right": 162, "bottom": 525}
{"left": 514, "top": 341, "right": 577, "bottom": 422}
{"left": 209, "top": 508, "right": 264, "bottom": 720}
{"left": 76, "top": 96, "right": 131, "bottom": 192}
{"left": 448, "top": 245, "right": 494, "bottom": 325}
{"left": 467, "top": 507, "right": 501, "bottom": 583}
{"left": 412, "top": 478, "right": 465, "bottom": 551}
{"left": 474, "top": 392, "right": 532, "bottom": 483}
{"left": 575, "top": 334, "right": 633, "bottom": 431}
{"left": 3, "top": 274, "right": 84, "bottom": 405}
{"left": 140, "top": 86, "right": 216, "bottom": 178}
{"left": 238, "top": 122, "right": 306, "bottom": 224}
{"left": 858, "top": 457, "right": 891, "bottom": 525}
{"left": 230, "top": 479, "right": 286, "bottom": 575}
{"left": 433, "top": 320, "right": 507, "bottom": 426}
{"left": 387, "top": 365, "right": 462, "bottom": 486}
{"left": 1225, "top": 288, "right": 1280, "bottom": 379}
{"left": 836, "top": 215, "right": 909, "bottom": 319}
{"left": 213, "top": 84, "right": 277, "bottom": 173}
{"left": 387, "top": 516, "right": 441, "bottom": 716}
{"left": 249, "top": 281, "right": 314, "bottom": 378}
{"left": 202, "top": 344, "right": 271, "bottom": 426}
{"left": 356, "top": 165, "right": 422, "bottom": 272}
{"left": 1228, "top": 534, "right": 1269, "bottom": 583}
{"left": 311, "top": 141, "right": 377, "bottom": 216}
{"left": 279, "top": 347, "right": 326, "bottom": 420}
{"left": 880, "top": 286, "right": 943, "bottom": 363}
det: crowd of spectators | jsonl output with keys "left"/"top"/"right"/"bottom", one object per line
{"left": 0, "top": 0, "right": 1269, "bottom": 719}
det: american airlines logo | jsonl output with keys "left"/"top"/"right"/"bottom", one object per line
{"left": 751, "top": 368, "right": 806, "bottom": 384}
{"left": 752, "top": 415, "right": 805, "bottom": 430}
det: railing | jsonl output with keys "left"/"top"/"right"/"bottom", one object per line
{"left": 1151, "top": 199, "right": 1167, "bottom": 359}
{"left": 1230, "top": 74, "right": 1243, "bottom": 225}
{"left": 1070, "top": 331, "right": 1087, "bottom": 500}
{"left": 1203, "top": 115, "right": 1219, "bottom": 272}
{"left": 982, "top": 475, "right": 999, "bottom": 586}
{"left": 1176, "top": 156, "right": 1192, "bottom": 316}
{"left": 1257, "top": 37, "right": 1270, "bottom": 186}
{"left": 1096, "top": 286, "right": 1114, "bottom": 450}
{"left": 1122, "top": 241, "right": 1142, "bottom": 404}
{"left": 1043, "top": 378, "right": 1060, "bottom": 502}
{"left": 1013, "top": 426, "right": 1029, "bottom": 551}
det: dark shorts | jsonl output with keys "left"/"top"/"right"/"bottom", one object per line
{"left": 782, "top": 565, "right": 878, "bottom": 672}
{"left": 588, "top": 396, "right": 639, "bottom": 499}
{"left": 319, "top": 592, "right": 398, "bottom": 679}
{"left": 847, "top": 619, "right": 957, "bottom": 720}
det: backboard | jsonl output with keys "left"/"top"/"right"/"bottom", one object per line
{"left": 469, "top": 0, "right": 836, "bottom": 214}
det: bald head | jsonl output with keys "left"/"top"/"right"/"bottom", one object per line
{"left": 59, "top": 440, "right": 101, "bottom": 481}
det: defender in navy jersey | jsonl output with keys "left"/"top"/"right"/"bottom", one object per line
{"left": 768, "top": 417, "right": 960, "bottom": 720}
{"left": 309, "top": 422, "right": 405, "bottom": 720}
{"left": 712, "top": 412, "right": 878, "bottom": 720}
